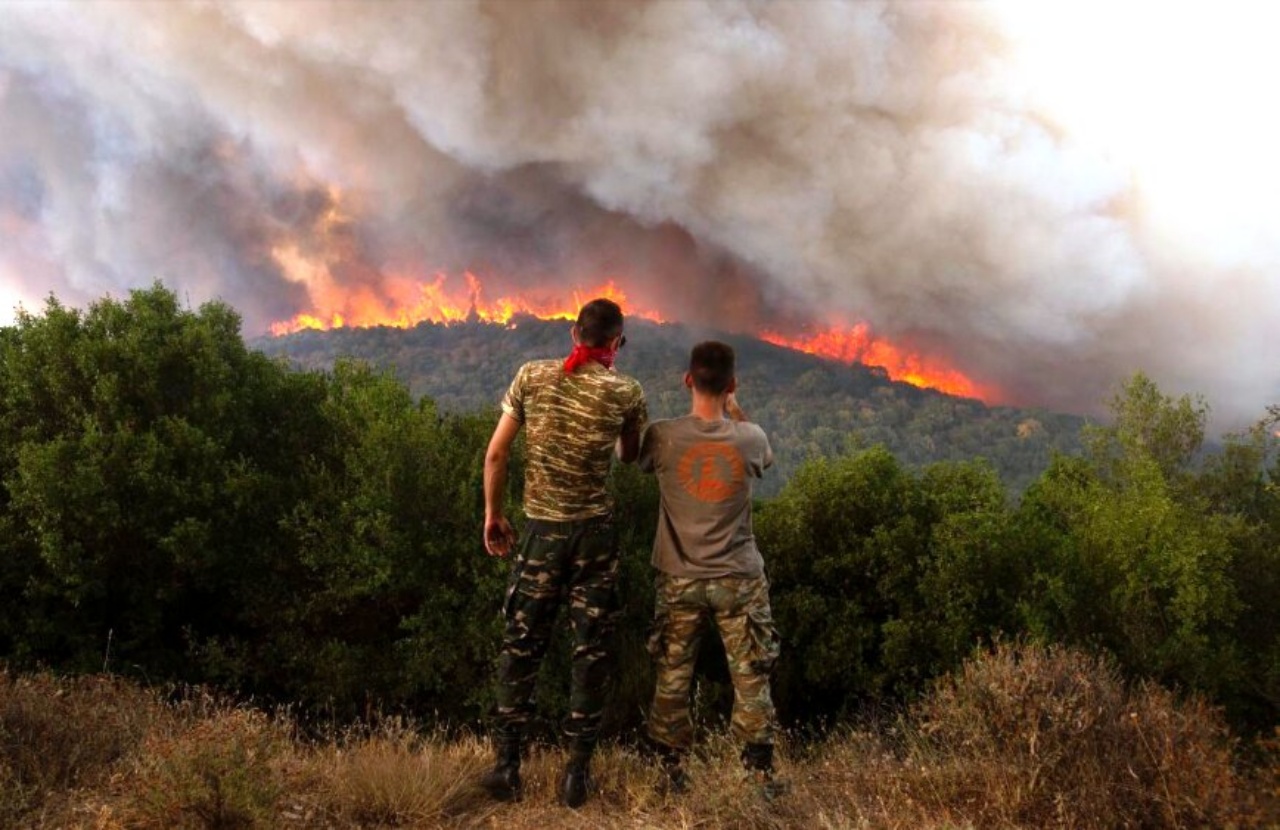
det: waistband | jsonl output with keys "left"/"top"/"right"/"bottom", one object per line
{"left": 524, "top": 512, "right": 613, "bottom": 535}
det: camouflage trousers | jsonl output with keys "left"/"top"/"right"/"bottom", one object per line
{"left": 646, "top": 572, "right": 781, "bottom": 751}
{"left": 493, "top": 514, "right": 620, "bottom": 756}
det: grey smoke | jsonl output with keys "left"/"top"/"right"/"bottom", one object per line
{"left": 0, "top": 0, "right": 1276, "bottom": 426}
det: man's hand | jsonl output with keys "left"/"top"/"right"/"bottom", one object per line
{"left": 725, "top": 392, "right": 747, "bottom": 422}
{"left": 484, "top": 514, "right": 517, "bottom": 557}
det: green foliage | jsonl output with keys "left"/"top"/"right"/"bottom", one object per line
{"left": 1086, "top": 372, "right": 1207, "bottom": 482}
{"left": 0, "top": 285, "right": 512, "bottom": 723}
{"left": 754, "top": 372, "right": 1278, "bottom": 730}
{"left": 0, "top": 286, "right": 322, "bottom": 674}
{"left": 907, "top": 461, "right": 1023, "bottom": 678}
{"left": 216, "top": 359, "right": 511, "bottom": 717}
{"left": 758, "top": 447, "right": 1020, "bottom": 721}
{"left": 1012, "top": 373, "right": 1276, "bottom": 729}
{"left": 1191, "top": 419, "right": 1280, "bottom": 725}
{"left": 1014, "top": 454, "right": 1241, "bottom": 690}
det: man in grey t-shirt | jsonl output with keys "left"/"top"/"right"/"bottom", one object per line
{"left": 637, "top": 341, "right": 783, "bottom": 796}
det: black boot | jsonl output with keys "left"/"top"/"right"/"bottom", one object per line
{"left": 741, "top": 742, "right": 787, "bottom": 800}
{"left": 480, "top": 736, "right": 522, "bottom": 802}
{"left": 558, "top": 751, "right": 592, "bottom": 809}
{"left": 646, "top": 739, "right": 689, "bottom": 794}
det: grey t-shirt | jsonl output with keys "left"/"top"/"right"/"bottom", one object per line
{"left": 637, "top": 414, "right": 773, "bottom": 578}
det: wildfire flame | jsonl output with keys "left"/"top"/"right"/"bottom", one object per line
{"left": 269, "top": 243, "right": 992, "bottom": 400}
{"left": 268, "top": 246, "right": 664, "bottom": 335}
{"left": 760, "top": 325, "right": 993, "bottom": 400}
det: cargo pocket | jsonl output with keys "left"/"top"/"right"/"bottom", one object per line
{"left": 647, "top": 580, "right": 675, "bottom": 660}
{"left": 647, "top": 591, "right": 671, "bottom": 659}
{"left": 502, "top": 555, "right": 527, "bottom": 621}
{"left": 746, "top": 605, "right": 781, "bottom": 675}
{"left": 646, "top": 621, "right": 665, "bottom": 660}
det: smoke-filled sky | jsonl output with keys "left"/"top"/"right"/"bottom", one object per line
{"left": 1, "top": 0, "right": 1277, "bottom": 425}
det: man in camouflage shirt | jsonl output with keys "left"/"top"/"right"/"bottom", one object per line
{"left": 638, "top": 341, "right": 784, "bottom": 796}
{"left": 480, "top": 298, "right": 647, "bottom": 808}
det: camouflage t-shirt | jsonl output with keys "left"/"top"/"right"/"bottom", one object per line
{"left": 501, "top": 358, "right": 648, "bottom": 522}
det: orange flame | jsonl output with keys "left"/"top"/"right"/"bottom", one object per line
{"left": 760, "top": 325, "right": 994, "bottom": 400}
{"left": 268, "top": 246, "right": 664, "bottom": 336}
{"left": 268, "top": 242, "right": 992, "bottom": 400}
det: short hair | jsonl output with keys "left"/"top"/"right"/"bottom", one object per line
{"left": 689, "top": 341, "right": 735, "bottom": 394}
{"left": 575, "top": 298, "right": 624, "bottom": 347}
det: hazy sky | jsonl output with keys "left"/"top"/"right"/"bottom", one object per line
{"left": 1, "top": 0, "right": 1277, "bottom": 425}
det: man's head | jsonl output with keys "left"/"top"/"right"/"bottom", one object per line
{"left": 574, "top": 298, "right": 625, "bottom": 347}
{"left": 687, "top": 341, "right": 736, "bottom": 395}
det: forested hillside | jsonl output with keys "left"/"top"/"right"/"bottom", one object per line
{"left": 256, "top": 316, "right": 1086, "bottom": 496}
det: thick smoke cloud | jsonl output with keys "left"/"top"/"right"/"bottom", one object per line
{"left": 0, "top": 0, "right": 1276, "bottom": 425}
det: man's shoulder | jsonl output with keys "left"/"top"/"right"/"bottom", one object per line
{"left": 607, "top": 369, "right": 644, "bottom": 395}
{"left": 520, "top": 358, "right": 562, "bottom": 376}
{"left": 581, "top": 366, "right": 645, "bottom": 403}
{"left": 731, "top": 420, "right": 771, "bottom": 455}
{"left": 511, "top": 358, "right": 567, "bottom": 387}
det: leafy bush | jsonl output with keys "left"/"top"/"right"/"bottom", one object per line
{"left": 758, "top": 447, "right": 1021, "bottom": 721}
{"left": 0, "top": 286, "right": 513, "bottom": 723}
{"left": 1011, "top": 375, "right": 1279, "bottom": 729}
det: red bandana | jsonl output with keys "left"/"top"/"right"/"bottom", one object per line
{"left": 564, "top": 344, "right": 617, "bottom": 373}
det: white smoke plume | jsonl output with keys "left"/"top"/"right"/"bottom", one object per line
{"left": 0, "top": 0, "right": 1276, "bottom": 425}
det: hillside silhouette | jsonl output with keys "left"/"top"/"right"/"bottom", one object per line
{"left": 256, "top": 316, "right": 1086, "bottom": 495}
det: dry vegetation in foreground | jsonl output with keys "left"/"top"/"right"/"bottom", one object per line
{"left": 2, "top": 643, "right": 1277, "bottom": 829}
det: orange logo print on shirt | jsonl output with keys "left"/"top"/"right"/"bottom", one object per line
{"left": 676, "top": 442, "right": 745, "bottom": 503}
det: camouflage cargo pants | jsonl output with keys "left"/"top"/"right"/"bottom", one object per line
{"left": 646, "top": 573, "right": 781, "bottom": 750}
{"left": 493, "top": 515, "right": 620, "bottom": 755}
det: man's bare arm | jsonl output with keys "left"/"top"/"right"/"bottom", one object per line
{"left": 616, "top": 427, "right": 641, "bottom": 463}
{"left": 483, "top": 413, "right": 522, "bottom": 556}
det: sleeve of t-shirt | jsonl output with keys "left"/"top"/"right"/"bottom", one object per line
{"left": 624, "top": 385, "right": 649, "bottom": 437}
{"left": 499, "top": 364, "right": 527, "bottom": 424}
{"left": 636, "top": 420, "right": 660, "bottom": 474}
{"left": 746, "top": 423, "right": 773, "bottom": 476}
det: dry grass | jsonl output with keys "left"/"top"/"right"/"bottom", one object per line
{"left": 0, "top": 670, "right": 168, "bottom": 826}
{"left": 804, "top": 641, "right": 1274, "bottom": 829}
{"left": 303, "top": 723, "right": 494, "bottom": 826}
{"left": 2, "top": 645, "right": 1277, "bottom": 829}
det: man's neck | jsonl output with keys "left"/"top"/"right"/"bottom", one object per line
{"left": 690, "top": 392, "right": 727, "bottom": 422}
